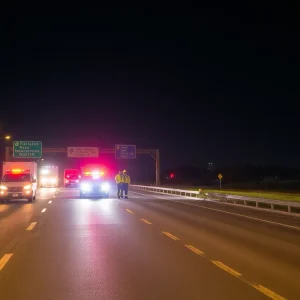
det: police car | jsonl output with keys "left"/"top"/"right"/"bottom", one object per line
{"left": 79, "top": 171, "right": 110, "bottom": 199}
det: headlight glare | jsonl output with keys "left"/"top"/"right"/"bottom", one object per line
{"left": 101, "top": 182, "right": 109, "bottom": 191}
{"left": 80, "top": 183, "right": 91, "bottom": 192}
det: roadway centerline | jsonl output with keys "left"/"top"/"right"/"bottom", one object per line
{"left": 48, "top": 200, "right": 52, "bottom": 204}
{"left": 125, "top": 208, "right": 135, "bottom": 214}
{"left": 0, "top": 254, "right": 13, "bottom": 271}
{"left": 185, "top": 244, "right": 204, "bottom": 256}
{"left": 211, "top": 261, "right": 241, "bottom": 278}
{"left": 26, "top": 222, "right": 37, "bottom": 231}
{"left": 141, "top": 218, "right": 152, "bottom": 225}
{"left": 41, "top": 208, "right": 47, "bottom": 213}
{"left": 252, "top": 285, "right": 286, "bottom": 300}
{"left": 162, "top": 231, "right": 180, "bottom": 241}
{"left": 185, "top": 247, "right": 286, "bottom": 299}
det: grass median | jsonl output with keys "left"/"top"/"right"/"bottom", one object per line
{"left": 177, "top": 188, "right": 300, "bottom": 202}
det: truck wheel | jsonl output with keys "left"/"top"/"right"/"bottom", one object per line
{"left": 27, "top": 196, "right": 33, "bottom": 203}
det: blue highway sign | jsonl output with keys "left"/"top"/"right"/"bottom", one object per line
{"left": 115, "top": 144, "right": 136, "bottom": 159}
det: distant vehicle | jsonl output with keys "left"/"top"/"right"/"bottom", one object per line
{"left": 0, "top": 162, "right": 37, "bottom": 203}
{"left": 64, "top": 169, "right": 80, "bottom": 187}
{"left": 79, "top": 169, "right": 109, "bottom": 198}
{"left": 39, "top": 165, "right": 59, "bottom": 188}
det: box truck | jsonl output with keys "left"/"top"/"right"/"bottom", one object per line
{"left": 0, "top": 161, "right": 37, "bottom": 203}
{"left": 39, "top": 165, "right": 59, "bottom": 187}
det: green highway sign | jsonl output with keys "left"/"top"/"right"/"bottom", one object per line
{"left": 13, "top": 141, "right": 42, "bottom": 158}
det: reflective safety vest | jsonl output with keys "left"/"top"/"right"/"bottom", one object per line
{"left": 115, "top": 173, "right": 123, "bottom": 183}
{"left": 123, "top": 174, "right": 130, "bottom": 184}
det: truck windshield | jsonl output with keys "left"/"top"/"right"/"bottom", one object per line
{"left": 2, "top": 174, "right": 31, "bottom": 182}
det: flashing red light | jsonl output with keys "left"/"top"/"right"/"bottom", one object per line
{"left": 6, "top": 169, "right": 30, "bottom": 174}
{"left": 170, "top": 173, "right": 175, "bottom": 178}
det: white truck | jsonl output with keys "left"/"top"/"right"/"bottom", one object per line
{"left": 39, "top": 165, "right": 59, "bottom": 188}
{"left": 0, "top": 162, "right": 37, "bottom": 203}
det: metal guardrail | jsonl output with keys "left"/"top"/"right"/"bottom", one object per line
{"left": 131, "top": 185, "right": 199, "bottom": 198}
{"left": 205, "top": 192, "right": 300, "bottom": 214}
{"left": 131, "top": 185, "right": 300, "bottom": 215}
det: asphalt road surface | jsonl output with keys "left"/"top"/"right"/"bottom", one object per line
{"left": 0, "top": 186, "right": 299, "bottom": 299}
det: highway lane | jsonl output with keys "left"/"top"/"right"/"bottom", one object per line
{"left": 0, "top": 188, "right": 58, "bottom": 257}
{"left": 0, "top": 189, "right": 272, "bottom": 300}
{"left": 126, "top": 188, "right": 300, "bottom": 299}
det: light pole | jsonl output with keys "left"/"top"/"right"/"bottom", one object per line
{"left": 0, "top": 135, "right": 12, "bottom": 161}
{"left": 0, "top": 135, "right": 11, "bottom": 141}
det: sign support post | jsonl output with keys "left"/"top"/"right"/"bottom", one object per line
{"left": 155, "top": 149, "right": 160, "bottom": 186}
{"left": 218, "top": 173, "right": 223, "bottom": 189}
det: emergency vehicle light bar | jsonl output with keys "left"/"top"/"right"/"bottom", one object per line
{"left": 6, "top": 169, "right": 30, "bottom": 174}
{"left": 83, "top": 171, "right": 104, "bottom": 175}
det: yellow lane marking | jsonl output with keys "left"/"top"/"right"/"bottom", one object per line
{"left": 0, "top": 254, "right": 13, "bottom": 271}
{"left": 162, "top": 231, "right": 180, "bottom": 241}
{"left": 41, "top": 208, "right": 47, "bottom": 213}
{"left": 185, "top": 245, "right": 204, "bottom": 255}
{"left": 26, "top": 222, "right": 37, "bottom": 231}
{"left": 141, "top": 218, "right": 152, "bottom": 225}
{"left": 211, "top": 261, "right": 241, "bottom": 278}
{"left": 125, "top": 209, "right": 135, "bottom": 214}
{"left": 252, "top": 285, "right": 286, "bottom": 300}
{"left": 48, "top": 200, "right": 52, "bottom": 204}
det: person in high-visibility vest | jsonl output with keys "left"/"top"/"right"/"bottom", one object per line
{"left": 122, "top": 170, "right": 130, "bottom": 199}
{"left": 115, "top": 170, "right": 124, "bottom": 199}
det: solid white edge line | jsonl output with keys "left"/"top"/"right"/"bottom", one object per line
{"left": 131, "top": 191, "right": 300, "bottom": 231}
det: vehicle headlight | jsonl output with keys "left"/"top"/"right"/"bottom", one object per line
{"left": 101, "top": 182, "right": 109, "bottom": 191}
{"left": 41, "top": 178, "right": 47, "bottom": 183}
{"left": 80, "top": 183, "right": 91, "bottom": 192}
{"left": 0, "top": 185, "right": 7, "bottom": 190}
{"left": 24, "top": 184, "right": 31, "bottom": 190}
{"left": 50, "top": 178, "right": 56, "bottom": 183}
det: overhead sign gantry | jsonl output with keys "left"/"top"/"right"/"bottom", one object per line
{"left": 5, "top": 144, "right": 160, "bottom": 185}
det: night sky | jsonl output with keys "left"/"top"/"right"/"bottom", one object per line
{"left": 0, "top": 6, "right": 299, "bottom": 177}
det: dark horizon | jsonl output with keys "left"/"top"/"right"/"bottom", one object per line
{"left": 1, "top": 6, "right": 299, "bottom": 172}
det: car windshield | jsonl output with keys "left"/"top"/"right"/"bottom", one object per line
{"left": 2, "top": 174, "right": 31, "bottom": 182}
